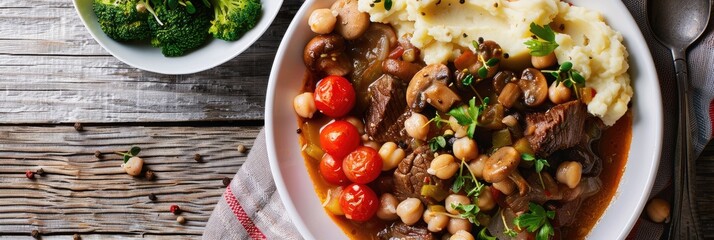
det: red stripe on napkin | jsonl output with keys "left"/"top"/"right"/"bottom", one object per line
{"left": 224, "top": 187, "right": 267, "bottom": 239}
{"left": 710, "top": 99, "right": 714, "bottom": 137}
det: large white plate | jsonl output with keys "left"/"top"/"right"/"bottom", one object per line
{"left": 73, "top": 0, "right": 282, "bottom": 75}
{"left": 266, "top": 0, "right": 662, "bottom": 239}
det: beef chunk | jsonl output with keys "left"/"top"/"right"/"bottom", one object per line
{"left": 393, "top": 146, "right": 449, "bottom": 204}
{"left": 377, "top": 222, "right": 435, "bottom": 240}
{"left": 525, "top": 100, "right": 588, "bottom": 156}
{"left": 365, "top": 74, "right": 411, "bottom": 143}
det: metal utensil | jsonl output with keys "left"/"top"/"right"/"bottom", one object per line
{"left": 647, "top": 0, "right": 711, "bottom": 239}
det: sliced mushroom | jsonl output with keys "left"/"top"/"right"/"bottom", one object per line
{"left": 382, "top": 59, "right": 424, "bottom": 82}
{"left": 492, "top": 70, "right": 518, "bottom": 93}
{"left": 517, "top": 68, "right": 548, "bottom": 107}
{"left": 482, "top": 146, "right": 529, "bottom": 196}
{"left": 303, "top": 34, "right": 352, "bottom": 76}
{"left": 331, "top": 0, "right": 370, "bottom": 40}
{"left": 406, "top": 64, "right": 461, "bottom": 112}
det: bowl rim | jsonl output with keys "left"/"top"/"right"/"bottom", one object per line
{"left": 266, "top": 0, "right": 663, "bottom": 239}
{"left": 72, "top": 0, "right": 283, "bottom": 75}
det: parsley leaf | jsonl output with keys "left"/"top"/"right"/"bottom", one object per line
{"left": 529, "top": 22, "right": 556, "bottom": 42}
{"left": 524, "top": 22, "right": 559, "bottom": 56}
{"left": 451, "top": 203, "right": 480, "bottom": 224}
{"left": 513, "top": 203, "right": 556, "bottom": 240}
{"left": 447, "top": 97, "right": 489, "bottom": 139}
{"left": 428, "top": 136, "right": 447, "bottom": 152}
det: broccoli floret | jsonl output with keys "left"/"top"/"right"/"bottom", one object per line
{"left": 93, "top": 0, "right": 152, "bottom": 41}
{"left": 209, "top": 0, "right": 262, "bottom": 41}
{"left": 147, "top": 2, "right": 212, "bottom": 57}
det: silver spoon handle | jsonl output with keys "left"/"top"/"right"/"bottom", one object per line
{"left": 668, "top": 49, "right": 701, "bottom": 240}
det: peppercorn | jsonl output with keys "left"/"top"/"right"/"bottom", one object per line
{"left": 94, "top": 150, "right": 102, "bottom": 158}
{"left": 145, "top": 170, "right": 155, "bottom": 180}
{"left": 176, "top": 216, "right": 186, "bottom": 224}
{"left": 170, "top": 205, "right": 181, "bottom": 215}
{"left": 26, "top": 170, "right": 35, "bottom": 179}
{"left": 148, "top": 193, "right": 157, "bottom": 201}
{"left": 36, "top": 168, "right": 45, "bottom": 176}
{"left": 222, "top": 177, "right": 231, "bottom": 187}
{"left": 237, "top": 144, "right": 247, "bottom": 154}
{"left": 31, "top": 230, "right": 40, "bottom": 239}
{"left": 74, "top": 122, "right": 83, "bottom": 131}
{"left": 194, "top": 153, "right": 202, "bottom": 162}
{"left": 73, "top": 233, "right": 81, "bottom": 240}
{"left": 296, "top": 128, "right": 302, "bottom": 134}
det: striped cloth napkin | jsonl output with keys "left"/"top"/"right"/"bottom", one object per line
{"left": 204, "top": 1, "right": 714, "bottom": 239}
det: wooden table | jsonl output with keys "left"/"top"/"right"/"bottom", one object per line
{"left": 0, "top": 0, "right": 712, "bottom": 239}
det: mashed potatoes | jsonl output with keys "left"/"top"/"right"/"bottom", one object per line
{"left": 358, "top": 0, "right": 632, "bottom": 125}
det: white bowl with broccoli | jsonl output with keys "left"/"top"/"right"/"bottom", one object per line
{"left": 73, "top": 0, "right": 282, "bottom": 75}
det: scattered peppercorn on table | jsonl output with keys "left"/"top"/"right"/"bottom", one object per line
{"left": 0, "top": 0, "right": 713, "bottom": 239}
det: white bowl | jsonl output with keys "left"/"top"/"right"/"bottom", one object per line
{"left": 266, "top": 0, "right": 662, "bottom": 239}
{"left": 73, "top": 0, "right": 282, "bottom": 75}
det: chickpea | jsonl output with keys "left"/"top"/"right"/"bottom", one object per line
{"left": 467, "top": 155, "right": 488, "bottom": 179}
{"left": 293, "top": 92, "right": 317, "bottom": 118}
{"left": 449, "top": 116, "right": 468, "bottom": 138}
{"left": 425, "top": 207, "right": 449, "bottom": 232}
{"left": 423, "top": 205, "right": 446, "bottom": 223}
{"left": 548, "top": 81, "right": 572, "bottom": 104}
{"left": 363, "top": 141, "right": 380, "bottom": 150}
{"left": 122, "top": 156, "right": 144, "bottom": 176}
{"left": 477, "top": 186, "right": 495, "bottom": 211}
{"left": 447, "top": 218, "right": 472, "bottom": 235}
{"left": 450, "top": 230, "right": 475, "bottom": 240}
{"left": 445, "top": 194, "right": 470, "bottom": 214}
{"left": 376, "top": 193, "right": 400, "bottom": 220}
{"left": 646, "top": 198, "right": 671, "bottom": 223}
{"left": 531, "top": 52, "right": 557, "bottom": 69}
{"left": 453, "top": 137, "right": 478, "bottom": 161}
{"left": 492, "top": 179, "right": 516, "bottom": 195}
{"left": 308, "top": 8, "right": 337, "bottom": 34}
{"left": 396, "top": 198, "right": 424, "bottom": 225}
{"left": 405, "top": 113, "right": 429, "bottom": 141}
{"left": 379, "top": 142, "right": 406, "bottom": 171}
{"left": 427, "top": 154, "right": 459, "bottom": 179}
{"left": 343, "top": 116, "right": 365, "bottom": 134}
{"left": 556, "top": 161, "right": 582, "bottom": 189}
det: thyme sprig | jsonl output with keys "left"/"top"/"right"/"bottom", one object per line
{"left": 542, "top": 62, "right": 586, "bottom": 99}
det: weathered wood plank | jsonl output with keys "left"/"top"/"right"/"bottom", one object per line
{"left": 0, "top": 125, "right": 261, "bottom": 235}
{"left": 0, "top": 0, "right": 302, "bottom": 123}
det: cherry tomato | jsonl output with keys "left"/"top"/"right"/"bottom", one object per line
{"left": 320, "top": 120, "right": 361, "bottom": 159}
{"left": 342, "top": 146, "right": 383, "bottom": 184}
{"left": 314, "top": 75, "right": 356, "bottom": 118}
{"left": 319, "top": 154, "right": 350, "bottom": 186}
{"left": 339, "top": 183, "right": 379, "bottom": 221}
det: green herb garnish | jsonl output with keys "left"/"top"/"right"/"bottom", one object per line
{"left": 116, "top": 146, "right": 141, "bottom": 163}
{"left": 502, "top": 209, "right": 518, "bottom": 237}
{"left": 451, "top": 203, "right": 481, "bottom": 224}
{"left": 426, "top": 112, "right": 449, "bottom": 129}
{"left": 428, "top": 135, "right": 447, "bottom": 152}
{"left": 513, "top": 202, "right": 556, "bottom": 240}
{"left": 521, "top": 153, "right": 550, "bottom": 189}
{"left": 524, "top": 22, "right": 559, "bottom": 56}
{"left": 465, "top": 39, "right": 500, "bottom": 80}
{"left": 452, "top": 158, "right": 484, "bottom": 198}
{"left": 478, "top": 228, "right": 497, "bottom": 240}
{"left": 448, "top": 97, "right": 489, "bottom": 139}
{"left": 542, "top": 61, "right": 586, "bottom": 98}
